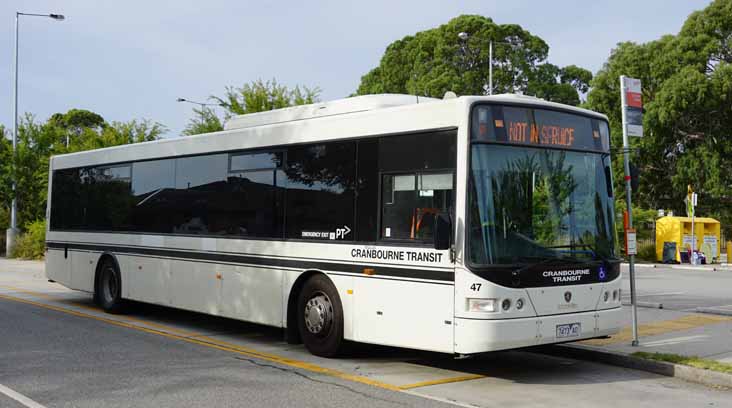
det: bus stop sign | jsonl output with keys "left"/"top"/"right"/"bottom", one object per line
{"left": 621, "top": 77, "right": 643, "bottom": 137}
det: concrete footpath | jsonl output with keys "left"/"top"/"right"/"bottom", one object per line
{"left": 628, "top": 261, "right": 732, "bottom": 273}
{"left": 582, "top": 306, "right": 732, "bottom": 364}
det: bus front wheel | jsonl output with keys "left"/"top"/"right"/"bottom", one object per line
{"left": 96, "top": 258, "right": 125, "bottom": 314}
{"left": 297, "top": 275, "right": 344, "bottom": 357}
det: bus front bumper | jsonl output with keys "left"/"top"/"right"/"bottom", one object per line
{"left": 454, "top": 307, "right": 623, "bottom": 354}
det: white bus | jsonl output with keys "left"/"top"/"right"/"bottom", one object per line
{"left": 45, "top": 93, "right": 623, "bottom": 357}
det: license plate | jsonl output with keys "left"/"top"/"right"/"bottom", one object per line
{"left": 556, "top": 323, "right": 581, "bottom": 338}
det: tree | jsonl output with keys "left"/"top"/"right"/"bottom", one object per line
{"left": 92, "top": 119, "right": 165, "bottom": 148}
{"left": 586, "top": 0, "right": 732, "bottom": 232}
{"left": 215, "top": 79, "right": 320, "bottom": 116}
{"left": 182, "top": 79, "right": 320, "bottom": 136}
{"left": 182, "top": 107, "right": 223, "bottom": 136}
{"left": 49, "top": 109, "right": 105, "bottom": 133}
{"left": 355, "top": 15, "right": 592, "bottom": 105}
{"left": 0, "top": 126, "right": 10, "bottom": 237}
{"left": 0, "top": 110, "right": 165, "bottom": 234}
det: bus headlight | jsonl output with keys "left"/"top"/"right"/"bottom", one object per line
{"left": 516, "top": 298, "right": 525, "bottom": 310}
{"left": 603, "top": 291, "right": 610, "bottom": 302}
{"left": 501, "top": 298, "right": 511, "bottom": 311}
{"left": 468, "top": 298, "right": 497, "bottom": 313}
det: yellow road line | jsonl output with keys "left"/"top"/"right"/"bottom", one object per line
{"left": 582, "top": 314, "right": 732, "bottom": 346}
{"left": 66, "top": 301, "right": 204, "bottom": 338}
{"left": 0, "top": 292, "right": 403, "bottom": 392}
{"left": 0, "top": 284, "right": 202, "bottom": 338}
{"left": 0, "top": 284, "right": 56, "bottom": 300}
{"left": 398, "top": 374, "right": 485, "bottom": 390}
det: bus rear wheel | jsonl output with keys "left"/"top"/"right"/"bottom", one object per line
{"left": 97, "top": 258, "right": 125, "bottom": 314}
{"left": 297, "top": 275, "right": 345, "bottom": 357}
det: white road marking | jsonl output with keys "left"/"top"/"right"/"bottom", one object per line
{"left": 0, "top": 384, "right": 47, "bottom": 408}
{"left": 640, "top": 335, "right": 710, "bottom": 347}
{"left": 692, "top": 305, "right": 732, "bottom": 315}
{"left": 402, "top": 389, "right": 480, "bottom": 408}
{"left": 621, "top": 291, "right": 685, "bottom": 298}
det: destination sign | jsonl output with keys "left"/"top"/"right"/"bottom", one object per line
{"left": 472, "top": 105, "right": 610, "bottom": 152}
{"left": 507, "top": 121, "right": 576, "bottom": 147}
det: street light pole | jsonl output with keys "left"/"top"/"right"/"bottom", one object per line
{"left": 176, "top": 98, "right": 219, "bottom": 123}
{"left": 6, "top": 11, "right": 65, "bottom": 257}
{"left": 10, "top": 13, "right": 19, "bottom": 247}
{"left": 489, "top": 40, "right": 493, "bottom": 95}
{"left": 458, "top": 32, "right": 506, "bottom": 96}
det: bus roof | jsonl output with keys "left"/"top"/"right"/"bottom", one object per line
{"left": 223, "top": 93, "right": 607, "bottom": 131}
{"left": 224, "top": 94, "right": 440, "bottom": 130}
{"left": 50, "top": 93, "right": 608, "bottom": 170}
{"left": 462, "top": 94, "right": 608, "bottom": 121}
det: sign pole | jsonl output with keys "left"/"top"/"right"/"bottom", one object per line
{"left": 692, "top": 206, "right": 695, "bottom": 254}
{"left": 620, "top": 75, "right": 640, "bottom": 347}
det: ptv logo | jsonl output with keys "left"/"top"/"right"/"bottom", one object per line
{"left": 332, "top": 225, "right": 351, "bottom": 240}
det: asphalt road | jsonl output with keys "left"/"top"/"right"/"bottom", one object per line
{"left": 1, "top": 259, "right": 731, "bottom": 407}
{"left": 0, "top": 297, "right": 450, "bottom": 408}
{"left": 621, "top": 264, "right": 732, "bottom": 313}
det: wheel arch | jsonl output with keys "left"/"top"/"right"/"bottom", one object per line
{"left": 285, "top": 269, "right": 331, "bottom": 344}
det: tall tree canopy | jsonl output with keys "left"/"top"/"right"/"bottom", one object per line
{"left": 182, "top": 79, "right": 321, "bottom": 136}
{"left": 356, "top": 15, "right": 592, "bottom": 106}
{"left": 586, "top": 0, "right": 732, "bottom": 229}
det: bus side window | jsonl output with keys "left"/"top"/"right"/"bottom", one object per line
{"left": 380, "top": 172, "right": 453, "bottom": 241}
{"left": 376, "top": 130, "right": 456, "bottom": 242}
{"left": 381, "top": 174, "right": 416, "bottom": 239}
{"left": 284, "top": 142, "right": 356, "bottom": 240}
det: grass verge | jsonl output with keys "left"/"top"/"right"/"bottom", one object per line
{"left": 632, "top": 352, "right": 732, "bottom": 374}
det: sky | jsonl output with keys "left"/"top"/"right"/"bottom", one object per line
{"left": 0, "top": 0, "right": 710, "bottom": 137}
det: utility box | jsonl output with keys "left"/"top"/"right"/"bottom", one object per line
{"left": 655, "top": 216, "right": 721, "bottom": 262}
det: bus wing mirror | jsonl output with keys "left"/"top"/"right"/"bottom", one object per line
{"left": 434, "top": 213, "right": 451, "bottom": 251}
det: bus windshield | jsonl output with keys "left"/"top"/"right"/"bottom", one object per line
{"left": 468, "top": 145, "right": 616, "bottom": 265}
{"left": 468, "top": 105, "right": 617, "bottom": 266}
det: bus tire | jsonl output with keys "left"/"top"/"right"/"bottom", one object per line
{"left": 297, "top": 274, "right": 344, "bottom": 357}
{"left": 97, "top": 257, "right": 125, "bottom": 314}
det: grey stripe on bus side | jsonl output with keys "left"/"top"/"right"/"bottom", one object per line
{"left": 46, "top": 242, "right": 454, "bottom": 283}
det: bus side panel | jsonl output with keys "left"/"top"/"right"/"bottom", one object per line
{"left": 169, "top": 259, "right": 222, "bottom": 316}
{"left": 70, "top": 250, "right": 98, "bottom": 293}
{"left": 45, "top": 248, "right": 71, "bottom": 287}
{"left": 220, "top": 265, "right": 283, "bottom": 327}
{"left": 352, "top": 278, "right": 454, "bottom": 353}
{"left": 125, "top": 254, "right": 171, "bottom": 305}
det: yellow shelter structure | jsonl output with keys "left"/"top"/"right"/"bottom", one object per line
{"left": 655, "top": 216, "right": 721, "bottom": 262}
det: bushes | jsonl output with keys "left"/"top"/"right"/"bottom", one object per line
{"left": 11, "top": 219, "right": 46, "bottom": 260}
{"left": 636, "top": 240, "right": 657, "bottom": 262}
{"left": 0, "top": 206, "right": 7, "bottom": 256}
